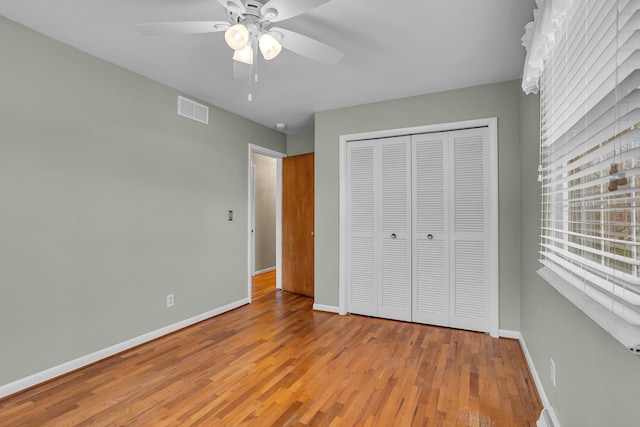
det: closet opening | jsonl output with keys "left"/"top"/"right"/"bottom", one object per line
{"left": 338, "top": 118, "right": 499, "bottom": 337}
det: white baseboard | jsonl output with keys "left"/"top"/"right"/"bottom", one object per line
{"left": 517, "top": 332, "right": 561, "bottom": 427}
{"left": 0, "top": 297, "right": 250, "bottom": 400}
{"left": 253, "top": 267, "right": 275, "bottom": 275}
{"left": 313, "top": 303, "right": 339, "bottom": 313}
{"left": 499, "top": 329, "right": 522, "bottom": 339}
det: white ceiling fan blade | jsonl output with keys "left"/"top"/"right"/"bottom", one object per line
{"left": 134, "top": 21, "right": 229, "bottom": 35}
{"left": 233, "top": 60, "right": 251, "bottom": 79}
{"left": 261, "top": 0, "right": 331, "bottom": 22}
{"left": 270, "top": 27, "right": 343, "bottom": 65}
{"left": 216, "top": 0, "right": 246, "bottom": 14}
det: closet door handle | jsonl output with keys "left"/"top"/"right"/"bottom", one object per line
{"left": 391, "top": 233, "right": 397, "bottom": 239}
{"left": 427, "top": 234, "right": 434, "bottom": 240}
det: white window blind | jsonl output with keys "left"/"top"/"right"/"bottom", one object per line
{"left": 523, "top": 0, "right": 640, "bottom": 353}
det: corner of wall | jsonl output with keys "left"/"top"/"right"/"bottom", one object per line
{"left": 286, "top": 132, "right": 315, "bottom": 156}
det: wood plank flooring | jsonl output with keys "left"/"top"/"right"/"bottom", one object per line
{"left": 0, "top": 291, "right": 542, "bottom": 426}
{"left": 252, "top": 270, "right": 276, "bottom": 300}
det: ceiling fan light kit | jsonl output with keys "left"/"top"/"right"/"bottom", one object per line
{"left": 223, "top": 18, "right": 282, "bottom": 61}
{"left": 224, "top": 23, "right": 249, "bottom": 50}
{"left": 232, "top": 43, "right": 254, "bottom": 64}
{"left": 258, "top": 33, "right": 282, "bottom": 60}
{"left": 135, "top": 0, "right": 342, "bottom": 99}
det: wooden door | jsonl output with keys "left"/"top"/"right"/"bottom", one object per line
{"left": 282, "top": 153, "right": 314, "bottom": 297}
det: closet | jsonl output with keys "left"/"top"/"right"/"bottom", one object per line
{"left": 346, "top": 126, "right": 492, "bottom": 333}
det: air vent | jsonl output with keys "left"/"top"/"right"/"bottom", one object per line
{"left": 177, "top": 96, "right": 209, "bottom": 124}
{"left": 537, "top": 408, "right": 558, "bottom": 427}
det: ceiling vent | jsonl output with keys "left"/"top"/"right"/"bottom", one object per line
{"left": 177, "top": 95, "right": 209, "bottom": 124}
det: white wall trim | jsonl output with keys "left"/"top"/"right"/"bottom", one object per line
{"left": 275, "top": 158, "right": 283, "bottom": 290}
{"left": 517, "top": 332, "right": 562, "bottom": 427}
{"left": 499, "top": 329, "right": 522, "bottom": 339}
{"left": 487, "top": 117, "right": 499, "bottom": 338}
{"left": 0, "top": 298, "right": 249, "bottom": 400}
{"left": 248, "top": 143, "right": 286, "bottom": 299}
{"left": 313, "top": 304, "right": 340, "bottom": 313}
{"left": 254, "top": 266, "right": 276, "bottom": 275}
{"left": 338, "top": 128, "right": 348, "bottom": 315}
{"left": 250, "top": 164, "right": 256, "bottom": 275}
{"left": 249, "top": 144, "right": 287, "bottom": 159}
{"left": 338, "top": 118, "right": 500, "bottom": 336}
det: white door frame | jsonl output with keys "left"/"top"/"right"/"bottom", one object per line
{"left": 250, "top": 164, "right": 256, "bottom": 276}
{"left": 338, "top": 118, "right": 500, "bottom": 337}
{"left": 248, "top": 144, "right": 286, "bottom": 300}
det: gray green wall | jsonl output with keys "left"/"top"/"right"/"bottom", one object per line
{"left": 286, "top": 132, "right": 314, "bottom": 155}
{"left": 0, "top": 17, "right": 285, "bottom": 386}
{"left": 314, "top": 80, "right": 522, "bottom": 330}
{"left": 519, "top": 93, "right": 640, "bottom": 426}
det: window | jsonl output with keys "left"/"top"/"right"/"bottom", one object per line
{"left": 523, "top": 0, "right": 640, "bottom": 352}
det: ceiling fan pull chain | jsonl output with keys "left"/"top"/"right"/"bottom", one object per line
{"left": 255, "top": 45, "right": 259, "bottom": 83}
{"left": 248, "top": 50, "right": 253, "bottom": 102}
{"left": 248, "top": 39, "right": 260, "bottom": 101}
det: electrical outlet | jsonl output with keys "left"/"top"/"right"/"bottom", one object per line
{"left": 550, "top": 358, "right": 556, "bottom": 387}
{"left": 166, "top": 294, "right": 174, "bottom": 308}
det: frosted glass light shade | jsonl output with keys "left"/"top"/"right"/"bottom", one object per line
{"left": 232, "top": 44, "right": 253, "bottom": 65}
{"left": 225, "top": 24, "right": 249, "bottom": 50}
{"left": 258, "top": 33, "right": 282, "bottom": 60}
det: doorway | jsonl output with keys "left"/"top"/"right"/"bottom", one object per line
{"left": 248, "top": 144, "right": 285, "bottom": 300}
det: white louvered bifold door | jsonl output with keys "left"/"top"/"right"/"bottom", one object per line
{"left": 346, "top": 141, "right": 377, "bottom": 317}
{"left": 378, "top": 137, "right": 412, "bottom": 322}
{"left": 412, "top": 132, "right": 451, "bottom": 327}
{"left": 347, "top": 127, "right": 492, "bottom": 332}
{"left": 448, "top": 128, "right": 491, "bottom": 333}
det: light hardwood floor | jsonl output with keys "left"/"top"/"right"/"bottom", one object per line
{"left": 0, "top": 289, "right": 542, "bottom": 426}
{"left": 252, "top": 269, "right": 276, "bottom": 300}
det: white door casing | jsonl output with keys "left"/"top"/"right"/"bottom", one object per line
{"left": 247, "top": 144, "right": 286, "bottom": 299}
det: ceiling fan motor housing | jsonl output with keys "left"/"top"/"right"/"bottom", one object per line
{"left": 227, "top": 0, "right": 273, "bottom": 22}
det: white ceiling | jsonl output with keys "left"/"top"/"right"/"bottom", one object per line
{"left": 0, "top": 0, "right": 535, "bottom": 134}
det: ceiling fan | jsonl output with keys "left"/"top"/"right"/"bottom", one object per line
{"left": 135, "top": 0, "right": 343, "bottom": 71}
